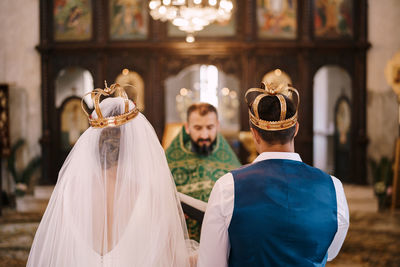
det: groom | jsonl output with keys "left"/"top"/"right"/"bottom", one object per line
{"left": 197, "top": 83, "right": 349, "bottom": 266}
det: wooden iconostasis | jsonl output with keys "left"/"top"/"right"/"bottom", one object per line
{"left": 38, "top": 0, "right": 369, "bottom": 184}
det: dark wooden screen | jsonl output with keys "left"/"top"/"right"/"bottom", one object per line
{"left": 38, "top": 0, "right": 369, "bottom": 184}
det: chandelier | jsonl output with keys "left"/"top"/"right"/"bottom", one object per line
{"left": 149, "top": 0, "right": 234, "bottom": 42}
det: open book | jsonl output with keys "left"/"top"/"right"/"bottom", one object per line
{"left": 178, "top": 192, "right": 207, "bottom": 223}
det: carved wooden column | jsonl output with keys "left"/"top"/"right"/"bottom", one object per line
{"left": 240, "top": 52, "right": 253, "bottom": 131}
{"left": 297, "top": 51, "right": 313, "bottom": 165}
{"left": 39, "top": 52, "right": 53, "bottom": 184}
{"left": 299, "top": 0, "right": 312, "bottom": 42}
{"left": 150, "top": 52, "right": 165, "bottom": 139}
{"left": 352, "top": 0, "right": 369, "bottom": 184}
{"left": 353, "top": 49, "right": 368, "bottom": 184}
{"left": 243, "top": 0, "right": 254, "bottom": 42}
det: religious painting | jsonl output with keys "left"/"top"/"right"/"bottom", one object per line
{"left": 394, "top": 66, "right": 400, "bottom": 86}
{"left": 391, "top": 64, "right": 400, "bottom": 99}
{"left": 335, "top": 97, "right": 351, "bottom": 146}
{"left": 334, "top": 96, "right": 351, "bottom": 182}
{"left": 385, "top": 51, "right": 400, "bottom": 99}
{"left": 257, "top": 0, "right": 297, "bottom": 39}
{"left": 314, "top": 0, "right": 353, "bottom": 38}
{"left": 0, "top": 84, "right": 10, "bottom": 157}
{"left": 53, "top": 0, "right": 92, "bottom": 41}
{"left": 168, "top": 0, "right": 236, "bottom": 37}
{"left": 109, "top": 0, "right": 148, "bottom": 40}
{"left": 60, "top": 98, "right": 89, "bottom": 151}
{"left": 115, "top": 70, "right": 145, "bottom": 111}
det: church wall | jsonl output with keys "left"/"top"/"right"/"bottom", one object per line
{"left": 367, "top": 0, "right": 400, "bottom": 181}
{"left": 0, "top": 0, "right": 41, "bottom": 159}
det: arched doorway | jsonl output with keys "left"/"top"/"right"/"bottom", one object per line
{"left": 164, "top": 64, "right": 240, "bottom": 149}
{"left": 313, "top": 65, "right": 352, "bottom": 182}
{"left": 55, "top": 67, "right": 94, "bottom": 172}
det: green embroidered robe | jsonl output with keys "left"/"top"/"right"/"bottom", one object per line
{"left": 166, "top": 126, "right": 241, "bottom": 241}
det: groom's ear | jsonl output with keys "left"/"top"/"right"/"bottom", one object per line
{"left": 250, "top": 127, "right": 261, "bottom": 144}
{"left": 294, "top": 122, "right": 299, "bottom": 138}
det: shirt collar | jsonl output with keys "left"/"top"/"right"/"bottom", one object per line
{"left": 253, "top": 152, "right": 302, "bottom": 163}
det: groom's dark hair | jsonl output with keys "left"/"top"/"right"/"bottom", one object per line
{"left": 249, "top": 95, "right": 297, "bottom": 145}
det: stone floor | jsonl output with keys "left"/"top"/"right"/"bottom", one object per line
{"left": 0, "top": 185, "right": 399, "bottom": 267}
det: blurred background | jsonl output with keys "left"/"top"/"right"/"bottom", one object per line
{"left": 0, "top": 0, "right": 399, "bottom": 266}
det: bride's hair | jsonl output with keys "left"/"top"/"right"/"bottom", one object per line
{"left": 97, "top": 102, "right": 125, "bottom": 169}
{"left": 99, "top": 127, "right": 121, "bottom": 169}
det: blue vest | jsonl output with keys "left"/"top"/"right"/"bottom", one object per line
{"left": 228, "top": 159, "right": 338, "bottom": 267}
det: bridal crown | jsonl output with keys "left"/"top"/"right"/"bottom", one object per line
{"left": 81, "top": 82, "right": 139, "bottom": 128}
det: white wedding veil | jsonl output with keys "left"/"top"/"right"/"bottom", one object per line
{"left": 27, "top": 96, "right": 197, "bottom": 266}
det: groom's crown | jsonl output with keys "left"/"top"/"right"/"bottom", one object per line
{"left": 245, "top": 82, "right": 299, "bottom": 131}
{"left": 81, "top": 81, "right": 139, "bottom": 128}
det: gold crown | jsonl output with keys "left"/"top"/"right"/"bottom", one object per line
{"left": 81, "top": 82, "right": 139, "bottom": 128}
{"left": 245, "top": 82, "right": 299, "bottom": 131}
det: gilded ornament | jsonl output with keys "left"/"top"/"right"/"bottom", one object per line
{"left": 81, "top": 81, "right": 139, "bottom": 128}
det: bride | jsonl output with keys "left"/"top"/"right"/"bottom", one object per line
{"left": 27, "top": 84, "right": 197, "bottom": 266}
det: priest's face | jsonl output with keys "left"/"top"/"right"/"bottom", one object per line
{"left": 185, "top": 111, "right": 219, "bottom": 155}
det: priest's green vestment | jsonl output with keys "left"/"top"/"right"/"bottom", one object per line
{"left": 166, "top": 126, "right": 241, "bottom": 240}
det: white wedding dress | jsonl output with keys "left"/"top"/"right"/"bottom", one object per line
{"left": 27, "top": 97, "right": 197, "bottom": 266}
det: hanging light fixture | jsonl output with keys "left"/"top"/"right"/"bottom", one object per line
{"left": 149, "top": 0, "right": 234, "bottom": 42}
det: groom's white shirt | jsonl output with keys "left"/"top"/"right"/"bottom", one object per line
{"left": 197, "top": 152, "right": 350, "bottom": 267}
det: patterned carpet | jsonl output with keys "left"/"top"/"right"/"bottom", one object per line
{"left": 326, "top": 211, "right": 400, "bottom": 267}
{"left": 0, "top": 211, "right": 41, "bottom": 267}
{"left": 0, "top": 196, "right": 399, "bottom": 266}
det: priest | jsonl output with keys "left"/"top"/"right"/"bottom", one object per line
{"left": 166, "top": 103, "right": 241, "bottom": 241}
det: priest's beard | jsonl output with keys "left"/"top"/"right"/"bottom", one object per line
{"left": 190, "top": 137, "right": 217, "bottom": 156}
